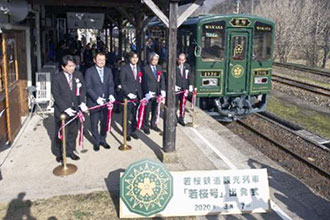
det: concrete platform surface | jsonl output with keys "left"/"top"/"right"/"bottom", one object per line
{"left": 0, "top": 107, "right": 329, "bottom": 220}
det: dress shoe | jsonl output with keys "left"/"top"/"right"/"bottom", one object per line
{"left": 131, "top": 132, "right": 139, "bottom": 139}
{"left": 56, "top": 156, "right": 63, "bottom": 163}
{"left": 151, "top": 126, "right": 161, "bottom": 132}
{"left": 101, "top": 142, "right": 111, "bottom": 149}
{"left": 68, "top": 153, "right": 80, "bottom": 160}
{"left": 93, "top": 144, "right": 100, "bottom": 151}
{"left": 178, "top": 118, "right": 186, "bottom": 126}
{"left": 126, "top": 136, "right": 132, "bottom": 141}
{"left": 143, "top": 127, "right": 150, "bottom": 135}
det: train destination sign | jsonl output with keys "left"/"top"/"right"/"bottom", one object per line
{"left": 120, "top": 160, "right": 270, "bottom": 218}
{"left": 230, "top": 18, "right": 251, "bottom": 27}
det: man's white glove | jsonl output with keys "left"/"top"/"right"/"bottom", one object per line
{"left": 149, "top": 91, "right": 156, "bottom": 98}
{"left": 79, "top": 102, "right": 88, "bottom": 112}
{"left": 96, "top": 97, "right": 106, "bottom": 105}
{"left": 145, "top": 93, "right": 151, "bottom": 100}
{"left": 127, "top": 93, "right": 137, "bottom": 99}
{"left": 64, "top": 108, "right": 77, "bottom": 117}
{"left": 175, "top": 86, "right": 181, "bottom": 92}
{"left": 161, "top": 90, "right": 166, "bottom": 98}
{"left": 189, "top": 85, "right": 193, "bottom": 92}
{"left": 109, "top": 95, "right": 116, "bottom": 102}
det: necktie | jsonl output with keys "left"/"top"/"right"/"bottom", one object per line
{"left": 68, "top": 74, "right": 73, "bottom": 90}
{"left": 99, "top": 68, "right": 104, "bottom": 83}
{"left": 133, "top": 65, "right": 137, "bottom": 80}
{"left": 152, "top": 66, "right": 157, "bottom": 79}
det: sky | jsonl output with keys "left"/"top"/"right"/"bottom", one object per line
{"left": 201, "top": 0, "right": 226, "bottom": 11}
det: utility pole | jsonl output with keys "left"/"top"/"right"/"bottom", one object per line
{"left": 163, "top": 0, "right": 179, "bottom": 152}
{"left": 251, "top": 0, "right": 254, "bottom": 14}
{"left": 235, "top": 0, "right": 241, "bottom": 14}
{"left": 142, "top": 0, "right": 204, "bottom": 153}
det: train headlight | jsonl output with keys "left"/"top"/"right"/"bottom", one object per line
{"left": 254, "top": 77, "right": 268, "bottom": 84}
{"left": 202, "top": 78, "right": 218, "bottom": 86}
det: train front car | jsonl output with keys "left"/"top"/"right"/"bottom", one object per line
{"left": 191, "top": 15, "right": 275, "bottom": 121}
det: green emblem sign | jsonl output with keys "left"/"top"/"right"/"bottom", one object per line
{"left": 120, "top": 159, "right": 173, "bottom": 217}
{"left": 232, "top": 65, "right": 244, "bottom": 78}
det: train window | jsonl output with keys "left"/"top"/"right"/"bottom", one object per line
{"left": 231, "top": 36, "right": 246, "bottom": 60}
{"left": 178, "top": 29, "right": 191, "bottom": 57}
{"left": 201, "top": 21, "right": 225, "bottom": 61}
{"left": 253, "top": 22, "right": 273, "bottom": 61}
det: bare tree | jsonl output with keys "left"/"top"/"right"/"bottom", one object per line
{"left": 209, "top": 0, "right": 253, "bottom": 14}
{"left": 321, "top": 23, "right": 330, "bottom": 68}
{"left": 295, "top": 0, "right": 330, "bottom": 67}
{"left": 254, "top": 0, "right": 303, "bottom": 63}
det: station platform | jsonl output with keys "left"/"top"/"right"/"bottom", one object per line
{"left": 0, "top": 105, "right": 329, "bottom": 220}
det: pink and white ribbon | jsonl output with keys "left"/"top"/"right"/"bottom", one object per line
{"left": 57, "top": 110, "right": 85, "bottom": 149}
{"left": 155, "top": 95, "right": 164, "bottom": 125}
{"left": 191, "top": 89, "right": 197, "bottom": 109}
{"left": 136, "top": 98, "right": 148, "bottom": 129}
{"left": 180, "top": 90, "right": 188, "bottom": 118}
{"left": 106, "top": 102, "right": 114, "bottom": 132}
{"left": 77, "top": 111, "right": 85, "bottom": 149}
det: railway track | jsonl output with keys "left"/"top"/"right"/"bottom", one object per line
{"left": 213, "top": 111, "right": 330, "bottom": 199}
{"left": 273, "top": 62, "right": 330, "bottom": 78}
{"left": 235, "top": 113, "right": 330, "bottom": 180}
{"left": 272, "top": 74, "right": 330, "bottom": 97}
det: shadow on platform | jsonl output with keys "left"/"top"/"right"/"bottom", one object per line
{"left": 248, "top": 159, "right": 330, "bottom": 220}
{"left": 112, "top": 112, "right": 163, "bottom": 161}
{"left": 2, "top": 192, "right": 36, "bottom": 220}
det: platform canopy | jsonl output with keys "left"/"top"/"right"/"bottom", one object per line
{"left": 27, "top": 0, "right": 201, "bottom": 25}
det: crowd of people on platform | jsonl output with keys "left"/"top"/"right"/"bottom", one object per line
{"left": 51, "top": 36, "right": 193, "bottom": 163}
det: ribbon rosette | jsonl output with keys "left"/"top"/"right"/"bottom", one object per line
{"left": 138, "top": 71, "right": 142, "bottom": 84}
{"left": 157, "top": 70, "right": 162, "bottom": 83}
{"left": 185, "top": 69, "right": 189, "bottom": 79}
{"left": 76, "top": 78, "right": 82, "bottom": 96}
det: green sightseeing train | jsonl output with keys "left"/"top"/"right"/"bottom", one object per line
{"left": 149, "top": 14, "right": 275, "bottom": 121}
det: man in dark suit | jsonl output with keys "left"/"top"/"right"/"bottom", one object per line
{"left": 52, "top": 55, "right": 87, "bottom": 162}
{"left": 175, "top": 53, "right": 193, "bottom": 126}
{"left": 85, "top": 52, "right": 115, "bottom": 151}
{"left": 142, "top": 52, "right": 166, "bottom": 134}
{"left": 120, "top": 52, "right": 143, "bottom": 141}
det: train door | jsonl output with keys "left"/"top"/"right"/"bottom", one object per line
{"left": 226, "top": 31, "right": 250, "bottom": 94}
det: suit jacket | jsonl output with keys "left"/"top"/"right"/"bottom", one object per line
{"left": 142, "top": 64, "right": 165, "bottom": 95}
{"left": 120, "top": 64, "right": 143, "bottom": 100}
{"left": 176, "top": 63, "right": 193, "bottom": 90}
{"left": 85, "top": 65, "right": 115, "bottom": 107}
{"left": 51, "top": 71, "right": 86, "bottom": 118}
